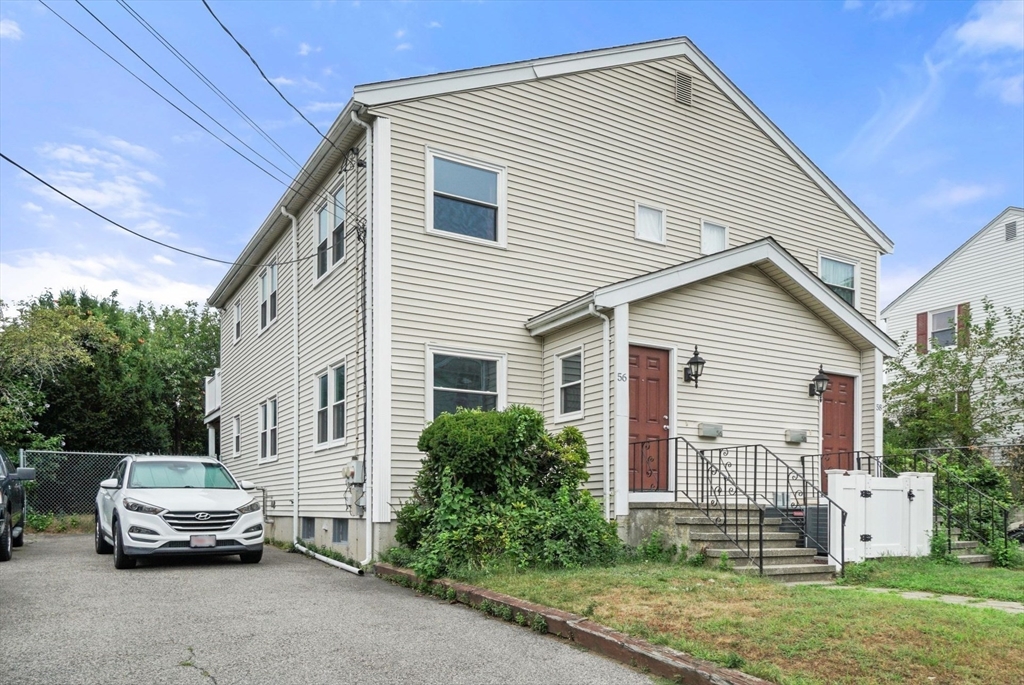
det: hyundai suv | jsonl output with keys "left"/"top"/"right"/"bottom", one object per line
{"left": 95, "top": 455, "right": 263, "bottom": 569}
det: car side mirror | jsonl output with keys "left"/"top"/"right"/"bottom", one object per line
{"left": 15, "top": 467, "right": 36, "bottom": 481}
{"left": 99, "top": 478, "right": 119, "bottom": 489}
{"left": 239, "top": 480, "right": 256, "bottom": 490}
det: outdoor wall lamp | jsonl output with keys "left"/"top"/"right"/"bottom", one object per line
{"left": 809, "top": 365, "right": 829, "bottom": 401}
{"left": 684, "top": 346, "right": 705, "bottom": 387}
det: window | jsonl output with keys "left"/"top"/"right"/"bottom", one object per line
{"left": 259, "top": 399, "right": 277, "bottom": 460}
{"left": 317, "top": 205, "right": 330, "bottom": 278}
{"left": 428, "top": 348, "right": 505, "bottom": 420}
{"left": 332, "top": 518, "right": 348, "bottom": 544}
{"left": 635, "top": 203, "right": 665, "bottom": 244}
{"left": 557, "top": 350, "right": 583, "bottom": 419}
{"left": 332, "top": 365, "right": 346, "bottom": 441}
{"left": 931, "top": 308, "right": 956, "bottom": 348}
{"left": 821, "top": 256, "right": 856, "bottom": 305}
{"left": 232, "top": 415, "right": 241, "bottom": 456}
{"left": 700, "top": 220, "right": 728, "bottom": 255}
{"left": 333, "top": 187, "right": 346, "bottom": 264}
{"left": 260, "top": 263, "right": 277, "bottom": 329}
{"left": 316, "top": 373, "right": 329, "bottom": 444}
{"left": 427, "top": 150, "right": 506, "bottom": 245}
{"left": 301, "top": 517, "right": 315, "bottom": 540}
{"left": 233, "top": 300, "right": 241, "bottom": 342}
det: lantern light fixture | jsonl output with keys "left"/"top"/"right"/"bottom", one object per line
{"left": 684, "top": 346, "right": 705, "bottom": 387}
{"left": 809, "top": 365, "right": 829, "bottom": 401}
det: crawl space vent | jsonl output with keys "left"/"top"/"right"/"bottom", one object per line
{"left": 1006, "top": 221, "right": 1018, "bottom": 241}
{"left": 675, "top": 72, "right": 693, "bottom": 106}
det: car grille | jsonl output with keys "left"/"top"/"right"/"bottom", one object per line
{"left": 161, "top": 540, "right": 239, "bottom": 549}
{"left": 162, "top": 510, "right": 238, "bottom": 532}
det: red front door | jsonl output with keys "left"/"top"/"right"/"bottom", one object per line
{"left": 628, "top": 346, "right": 671, "bottom": 492}
{"left": 820, "top": 373, "right": 855, "bottom": 491}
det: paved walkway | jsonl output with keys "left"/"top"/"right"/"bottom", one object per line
{"left": 822, "top": 584, "right": 1024, "bottom": 614}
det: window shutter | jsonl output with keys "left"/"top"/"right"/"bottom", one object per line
{"left": 957, "top": 302, "right": 970, "bottom": 347}
{"left": 916, "top": 312, "right": 928, "bottom": 353}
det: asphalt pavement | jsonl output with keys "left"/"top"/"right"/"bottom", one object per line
{"left": 0, "top": 534, "right": 654, "bottom": 685}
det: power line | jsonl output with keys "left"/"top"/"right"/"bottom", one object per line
{"left": 200, "top": 0, "right": 341, "bottom": 153}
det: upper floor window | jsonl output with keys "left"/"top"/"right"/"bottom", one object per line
{"left": 700, "top": 220, "right": 729, "bottom": 255}
{"left": 820, "top": 256, "right": 856, "bottom": 305}
{"left": 260, "top": 263, "right": 277, "bottom": 329}
{"left": 556, "top": 349, "right": 583, "bottom": 420}
{"left": 233, "top": 300, "right": 241, "bottom": 342}
{"left": 635, "top": 203, "right": 666, "bottom": 244}
{"left": 333, "top": 187, "right": 346, "bottom": 264}
{"left": 427, "top": 149, "right": 506, "bottom": 246}
{"left": 317, "top": 187, "right": 347, "bottom": 279}
{"left": 930, "top": 308, "right": 956, "bottom": 348}
{"left": 232, "top": 415, "right": 241, "bottom": 456}
{"left": 428, "top": 347, "right": 506, "bottom": 420}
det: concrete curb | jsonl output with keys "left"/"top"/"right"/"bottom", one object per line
{"left": 374, "top": 563, "right": 770, "bottom": 685}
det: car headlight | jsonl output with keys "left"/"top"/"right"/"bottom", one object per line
{"left": 236, "top": 498, "right": 261, "bottom": 514}
{"left": 122, "top": 498, "right": 165, "bottom": 515}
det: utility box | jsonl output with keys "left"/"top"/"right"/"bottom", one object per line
{"left": 697, "top": 423, "right": 723, "bottom": 438}
{"left": 346, "top": 460, "right": 365, "bottom": 485}
{"left": 784, "top": 429, "right": 807, "bottom": 444}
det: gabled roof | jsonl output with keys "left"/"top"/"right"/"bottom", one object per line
{"left": 526, "top": 238, "right": 899, "bottom": 357}
{"left": 881, "top": 206, "right": 1024, "bottom": 318}
{"left": 355, "top": 36, "right": 893, "bottom": 254}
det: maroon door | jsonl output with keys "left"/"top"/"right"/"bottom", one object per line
{"left": 628, "top": 346, "right": 671, "bottom": 492}
{"left": 820, "top": 374, "right": 855, "bottom": 491}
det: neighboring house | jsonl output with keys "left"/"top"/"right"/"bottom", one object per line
{"left": 881, "top": 206, "right": 1024, "bottom": 446}
{"left": 204, "top": 37, "right": 897, "bottom": 563}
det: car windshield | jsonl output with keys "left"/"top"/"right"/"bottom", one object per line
{"left": 127, "top": 461, "right": 237, "bottom": 489}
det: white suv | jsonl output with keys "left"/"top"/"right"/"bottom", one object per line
{"left": 95, "top": 455, "right": 264, "bottom": 569}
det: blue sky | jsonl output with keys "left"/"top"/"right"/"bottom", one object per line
{"left": 1, "top": 0, "right": 1022, "bottom": 310}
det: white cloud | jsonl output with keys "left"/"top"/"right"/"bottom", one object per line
{"left": 171, "top": 131, "right": 204, "bottom": 144}
{"left": 880, "top": 265, "right": 927, "bottom": 309}
{"left": 151, "top": 255, "right": 175, "bottom": 266}
{"left": 270, "top": 76, "right": 296, "bottom": 86}
{"left": 954, "top": 0, "right": 1024, "bottom": 54}
{"left": 270, "top": 75, "right": 323, "bottom": 91}
{"left": 22, "top": 202, "right": 43, "bottom": 213}
{"left": 0, "top": 18, "right": 22, "bottom": 40}
{"left": 989, "top": 72, "right": 1024, "bottom": 103}
{"left": 303, "top": 101, "right": 346, "bottom": 113}
{"left": 395, "top": 43, "right": 412, "bottom": 52}
{"left": 298, "top": 42, "right": 321, "bottom": 56}
{"left": 395, "top": 29, "right": 407, "bottom": 39}
{"left": 919, "top": 180, "right": 998, "bottom": 208}
{"left": 427, "top": 20, "right": 442, "bottom": 28}
{"left": 871, "top": 1, "right": 917, "bottom": 20}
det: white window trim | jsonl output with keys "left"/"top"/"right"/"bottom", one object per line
{"left": 315, "top": 184, "right": 349, "bottom": 284}
{"left": 313, "top": 360, "right": 348, "bottom": 451}
{"left": 232, "top": 299, "right": 242, "bottom": 345}
{"left": 425, "top": 344, "right": 508, "bottom": 423}
{"left": 425, "top": 146, "right": 508, "bottom": 249}
{"left": 257, "top": 261, "right": 279, "bottom": 335}
{"left": 928, "top": 306, "right": 958, "bottom": 351}
{"left": 699, "top": 218, "right": 730, "bottom": 255}
{"left": 818, "top": 251, "right": 859, "bottom": 308}
{"left": 554, "top": 345, "right": 584, "bottom": 423}
{"left": 634, "top": 201, "right": 667, "bottom": 245}
{"left": 258, "top": 397, "right": 278, "bottom": 464}
{"left": 232, "top": 414, "right": 241, "bottom": 458}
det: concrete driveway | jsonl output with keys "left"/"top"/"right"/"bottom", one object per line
{"left": 0, "top": 535, "right": 653, "bottom": 685}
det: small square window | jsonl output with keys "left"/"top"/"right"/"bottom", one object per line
{"left": 427, "top": 150, "right": 506, "bottom": 245}
{"left": 700, "top": 220, "right": 728, "bottom": 255}
{"left": 332, "top": 518, "right": 348, "bottom": 544}
{"left": 557, "top": 351, "right": 583, "bottom": 419}
{"left": 821, "top": 256, "right": 856, "bottom": 305}
{"left": 301, "top": 517, "right": 315, "bottom": 540}
{"left": 931, "top": 309, "right": 956, "bottom": 348}
{"left": 635, "top": 204, "right": 665, "bottom": 244}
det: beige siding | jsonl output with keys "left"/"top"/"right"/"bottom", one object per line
{"left": 377, "top": 54, "right": 882, "bottom": 508}
{"left": 630, "top": 267, "right": 865, "bottom": 465}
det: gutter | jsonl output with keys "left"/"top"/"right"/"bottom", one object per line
{"left": 280, "top": 206, "right": 301, "bottom": 545}
{"left": 588, "top": 304, "right": 612, "bottom": 520}
{"left": 294, "top": 543, "right": 364, "bottom": 575}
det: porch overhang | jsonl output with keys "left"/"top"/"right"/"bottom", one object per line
{"left": 525, "top": 238, "right": 898, "bottom": 357}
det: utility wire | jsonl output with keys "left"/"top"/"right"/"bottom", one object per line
{"left": 1, "top": 152, "right": 362, "bottom": 268}
{"left": 201, "top": 0, "right": 341, "bottom": 153}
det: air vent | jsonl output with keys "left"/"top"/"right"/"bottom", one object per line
{"left": 675, "top": 72, "right": 692, "bottom": 106}
{"left": 1007, "top": 221, "right": 1018, "bottom": 241}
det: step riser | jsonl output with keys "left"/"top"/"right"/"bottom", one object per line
{"left": 729, "top": 556, "right": 821, "bottom": 568}
{"left": 694, "top": 540, "right": 803, "bottom": 550}
{"left": 676, "top": 517, "right": 783, "bottom": 527}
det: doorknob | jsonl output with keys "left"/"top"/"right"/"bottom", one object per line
{"left": 663, "top": 415, "right": 669, "bottom": 420}
{"left": 663, "top": 425, "right": 670, "bottom": 431}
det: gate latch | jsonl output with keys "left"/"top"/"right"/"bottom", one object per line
{"left": 907, "top": 490, "right": 916, "bottom": 502}
{"left": 860, "top": 534, "right": 873, "bottom": 542}
{"left": 860, "top": 490, "right": 872, "bottom": 498}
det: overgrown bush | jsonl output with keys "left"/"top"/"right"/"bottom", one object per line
{"left": 393, "top": 406, "right": 619, "bottom": 579}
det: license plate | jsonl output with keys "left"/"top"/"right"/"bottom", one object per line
{"left": 190, "top": 534, "right": 217, "bottom": 548}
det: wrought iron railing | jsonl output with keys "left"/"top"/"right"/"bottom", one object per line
{"left": 700, "top": 444, "right": 847, "bottom": 572}
{"left": 629, "top": 437, "right": 766, "bottom": 575}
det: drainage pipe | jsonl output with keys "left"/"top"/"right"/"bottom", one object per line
{"left": 588, "top": 304, "right": 612, "bottom": 520}
{"left": 350, "top": 110, "right": 374, "bottom": 566}
{"left": 280, "top": 206, "right": 301, "bottom": 545}
{"left": 294, "top": 543, "right": 364, "bottom": 575}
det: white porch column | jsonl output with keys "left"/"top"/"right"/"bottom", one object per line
{"left": 614, "top": 303, "right": 630, "bottom": 517}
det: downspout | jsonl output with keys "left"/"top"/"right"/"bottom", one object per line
{"left": 588, "top": 304, "right": 612, "bottom": 520}
{"left": 350, "top": 110, "right": 374, "bottom": 566}
{"left": 280, "top": 206, "right": 300, "bottom": 544}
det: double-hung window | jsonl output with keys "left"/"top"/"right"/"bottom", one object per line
{"left": 557, "top": 349, "right": 583, "bottom": 420}
{"left": 317, "top": 206, "right": 330, "bottom": 278}
{"left": 317, "top": 187, "right": 346, "bottom": 279}
{"left": 332, "top": 365, "right": 346, "bottom": 441}
{"left": 428, "top": 348, "right": 505, "bottom": 420}
{"left": 260, "top": 263, "right": 277, "bottom": 329}
{"left": 260, "top": 399, "right": 277, "bottom": 460}
{"left": 315, "top": 365, "right": 346, "bottom": 446}
{"left": 930, "top": 309, "right": 956, "bottom": 348}
{"left": 232, "top": 415, "right": 241, "bottom": 456}
{"left": 820, "top": 256, "right": 856, "bottom": 306}
{"left": 316, "top": 373, "right": 329, "bottom": 445}
{"left": 332, "top": 187, "right": 346, "bottom": 265}
{"left": 233, "top": 301, "right": 241, "bottom": 342}
{"left": 700, "top": 220, "right": 728, "bottom": 255}
{"left": 427, "top": 149, "right": 506, "bottom": 245}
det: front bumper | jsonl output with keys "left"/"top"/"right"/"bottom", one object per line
{"left": 119, "top": 507, "right": 264, "bottom": 557}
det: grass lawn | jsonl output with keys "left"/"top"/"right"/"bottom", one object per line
{"left": 839, "top": 556, "right": 1024, "bottom": 603}
{"left": 468, "top": 563, "right": 1024, "bottom": 685}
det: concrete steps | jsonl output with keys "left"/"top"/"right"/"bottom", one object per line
{"left": 675, "top": 516, "right": 783, "bottom": 527}
{"left": 707, "top": 546, "right": 820, "bottom": 567}
{"left": 734, "top": 563, "right": 837, "bottom": 584}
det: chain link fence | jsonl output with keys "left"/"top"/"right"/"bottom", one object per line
{"left": 19, "top": 450, "right": 131, "bottom": 516}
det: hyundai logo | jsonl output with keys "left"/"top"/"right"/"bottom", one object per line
{"left": 194, "top": 512, "right": 211, "bottom": 521}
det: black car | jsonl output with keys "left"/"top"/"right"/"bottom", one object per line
{"left": 0, "top": 447, "right": 35, "bottom": 561}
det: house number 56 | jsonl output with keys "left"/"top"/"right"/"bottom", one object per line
{"left": 617, "top": 373, "right": 628, "bottom": 382}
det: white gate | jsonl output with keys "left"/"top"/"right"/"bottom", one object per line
{"left": 827, "top": 470, "right": 935, "bottom": 567}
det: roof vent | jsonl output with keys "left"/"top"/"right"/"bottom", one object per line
{"left": 675, "top": 72, "right": 692, "bottom": 106}
{"left": 1007, "top": 221, "right": 1018, "bottom": 241}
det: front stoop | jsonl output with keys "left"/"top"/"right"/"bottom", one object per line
{"left": 629, "top": 501, "right": 837, "bottom": 583}
{"left": 950, "top": 540, "right": 994, "bottom": 567}
{"left": 374, "top": 563, "right": 771, "bottom": 685}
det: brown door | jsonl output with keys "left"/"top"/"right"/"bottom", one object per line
{"left": 820, "top": 373, "right": 856, "bottom": 491}
{"left": 628, "top": 346, "right": 671, "bottom": 492}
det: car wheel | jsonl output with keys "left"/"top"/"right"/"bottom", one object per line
{"left": 112, "top": 519, "right": 136, "bottom": 569}
{"left": 0, "top": 514, "right": 12, "bottom": 562}
{"left": 239, "top": 547, "right": 263, "bottom": 564}
{"left": 95, "top": 512, "right": 113, "bottom": 554}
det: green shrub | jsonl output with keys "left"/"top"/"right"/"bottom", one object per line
{"left": 393, "top": 406, "right": 620, "bottom": 580}
{"left": 929, "top": 530, "right": 958, "bottom": 564}
{"left": 620, "top": 531, "right": 678, "bottom": 564}
{"left": 986, "top": 537, "right": 1024, "bottom": 569}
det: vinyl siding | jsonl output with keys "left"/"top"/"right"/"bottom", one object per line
{"left": 376, "top": 54, "right": 881, "bottom": 508}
